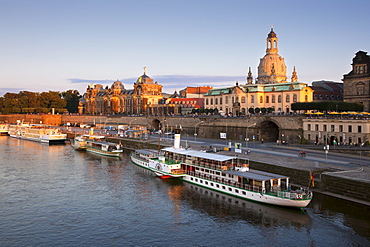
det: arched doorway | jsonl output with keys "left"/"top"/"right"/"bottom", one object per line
{"left": 152, "top": 119, "right": 160, "bottom": 131}
{"left": 259, "top": 121, "right": 279, "bottom": 142}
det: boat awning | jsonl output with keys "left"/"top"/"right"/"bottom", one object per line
{"left": 163, "top": 147, "right": 233, "bottom": 162}
{"left": 136, "top": 149, "right": 159, "bottom": 156}
{"left": 224, "top": 169, "right": 288, "bottom": 181}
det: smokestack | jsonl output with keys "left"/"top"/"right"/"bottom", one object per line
{"left": 174, "top": 128, "right": 181, "bottom": 149}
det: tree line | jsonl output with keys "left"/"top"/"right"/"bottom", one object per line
{"left": 0, "top": 90, "right": 81, "bottom": 114}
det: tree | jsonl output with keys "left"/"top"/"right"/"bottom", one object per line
{"left": 61, "top": 90, "right": 81, "bottom": 113}
{"left": 248, "top": 108, "right": 255, "bottom": 114}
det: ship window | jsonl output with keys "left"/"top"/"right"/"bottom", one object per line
{"left": 190, "top": 177, "right": 193, "bottom": 181}
{"left": 205, "top": 181, "right": 208, "bottom": 185}
{"left": 222, "top": 186, "right": 226, "bottom": 190}
{"left": 210, "top": 183, "right": 214, "bottom": 186}
{"left": 195, "top": 179, "right": 198, "bottom": 182}
{"left": 228, "top": 188, "right": 232, "bottom": 191}
{"left": 216, "top": 172, "right": 220, "bottom": 175}
{"left": 235, "top": 189, "right": 239, "bottom": 193}
{"left": 200, "top": 180, "right": 203, "bottom": 183}
{"left": 222, "top": 173, "right": 226, "bottom": 177}
{"left": 216, "top": 184, "right": 219, "bottom": 188}
{"left": 242, "top": 191, "right": 246, "bottom": 195}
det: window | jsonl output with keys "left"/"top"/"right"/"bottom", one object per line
{"left": 210, "top": 98, "right": 213, "bottom": 105}
{"left": 323, "top": 125, "right": 327, "bottom": 131}
{"left": 232, "top": 97, "right": 234, "bottom": 103}
{"left": 260, "top": 96, "right": 263, "bottom": 103}
{"left": 339, "top": 125, "right": 343, "bottom": 132}
{"left": 305, "top": 95, "right": 308, "bottom": 102}
{"left": 220, "top": 97, "right": 223, "bottom": 105}
{"left": 278, "top": 95, "right": 282, "bottom": 103}
{"left": 286, "top": 95, "right": 290, "bottom": 103}
{"left": 348, "top": 125, "right": 352, "bottom": 133}
{"left": 358, "top": 86, "right": 364, "bottom": 95}
{"left": 358, "top": 126, "right": 362, "bottom": 133}
{"left": 225, "top": 96, "right": 228, "bottom": 104}
{"left": 241, "top": 96, "right": 245, "bottom": 103}
{"left": 308, "top": 124, "right": 311, "bottom": 131}
{"left": 215, "top": 98, "right": 218, "bottom": 105}
{"left": 266, "top": 96, "right": 269, "bottom": 103}
{"left": 272, "top": 95, "right": 275, "bottom": 103}
{"left": 251, "top": 95, "right": 254, "bottom": 103}
{"left": 315, "top": 124, "right": 319, "bottom": 131}
{"left": 293, "top": 94, "right": 297, "bottom": 102}
{"left": 331, "top": 125, "right": 335, "bottom": 132}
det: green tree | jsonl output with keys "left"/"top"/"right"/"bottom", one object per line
{"left": 61, "top": 90, "right": 80, "bottom": 113}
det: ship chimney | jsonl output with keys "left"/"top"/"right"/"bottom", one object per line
{"left": 174, "top": 128, "right": 181, "bottom": 149}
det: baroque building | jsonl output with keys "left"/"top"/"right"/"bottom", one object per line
{"left": 343, "top": 51, "right": 370, "bottom": 111}
{"left": 81, "top": 69, "right": 163, "bottom": 115}
{"left": 204, "top": 28, "right": 313, "bottom": 115}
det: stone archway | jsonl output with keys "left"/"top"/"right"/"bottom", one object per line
{"left": 259, "top": 121, "right": 279, "bottom": 142}
{"left": 152, "top": 119, "right": 160, "bottom": 131}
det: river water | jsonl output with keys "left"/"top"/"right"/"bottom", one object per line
{"left": 0, "top": 136, "right": 369, "bottom": 247}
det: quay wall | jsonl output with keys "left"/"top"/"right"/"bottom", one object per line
{"left": 0, "top": 114, "right": 304, "bottom": 143}
{"left": 321, "top": 173, "right": 370, "bottom": 202}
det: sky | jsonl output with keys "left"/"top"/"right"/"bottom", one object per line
{"left": 0, "top": 0, "right": 369, "bottom": 96}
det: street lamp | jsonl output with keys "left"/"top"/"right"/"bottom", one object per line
{"left": 129, "top": 118, "right": 137, "bottom": 129}
{"left": 245, "top": 123, "right": 256, "bottom": 150}
{"left": 194, "top": 121, "right": 204, "bottom": 143}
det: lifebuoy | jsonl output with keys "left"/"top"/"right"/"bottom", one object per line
{"left": 297, "top": 194, "right": 302, "bottom": 199}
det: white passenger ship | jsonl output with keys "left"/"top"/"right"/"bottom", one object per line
{"left": 0, "top": 123, "right": 9, "bottom": 135}
{"left": 8, "top": 123, "right": 67, "bottom": 144}
{"left": 71, "top": 134, "right": 123, "bottom": 157}
{"left": 130, "top": 131, "right": 313, "bottom": 208}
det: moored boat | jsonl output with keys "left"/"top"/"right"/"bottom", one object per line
{"left": 8, "top": 123, "right": 67, "bottom": 144}
{"left": 0, "top": 123, "right": 9, "bottom": 135}
{"left": 72, "top": 134, "right": 123, "bottom": 157}
{"left": 130, "top": 130, "right": 313, "bottom": 208}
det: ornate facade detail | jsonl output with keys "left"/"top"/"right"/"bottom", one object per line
{"left": 343, "top": 51, "right": 370, "bottom": 111}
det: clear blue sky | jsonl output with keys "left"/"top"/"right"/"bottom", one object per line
{"left": 0, "top": 0, "right": 369, "bottom": 96}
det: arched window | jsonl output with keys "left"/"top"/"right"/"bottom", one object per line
{"left": 210, "top": 98, "right": 213, "bottom": 105}
{"left": 215, "top": 98, "right": 218, "bottom": 104}
{"left": 206, "top": 99, "right": 209, "bottom": 105}
{"left": 278, "top": 95, "right": 282, "bottom": 103}
{"left": 305, "top": 95, "right": 308, "bottom": 102}
{"left": 220, "top": 97, "right": 223, "bottom": 105}
{"left": 286, "top": 95, "right": 290, "bottom": 103}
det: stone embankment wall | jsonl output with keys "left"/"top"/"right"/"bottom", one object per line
{"left": 321, "top": 173, "right": 370, "bottom": 202}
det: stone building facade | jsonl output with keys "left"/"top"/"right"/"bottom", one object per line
{"left": 303, "top": 118, "right": 370, "bottom": 145}
{"left": 343, "top": 51, "right": 370, "bottom": 111}
{"left": 81, "top": 69, "right": 163, "bottom": 115}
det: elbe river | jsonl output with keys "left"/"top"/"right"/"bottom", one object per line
{"left": 0, "top": 136, "right": 369, "bottom": 246}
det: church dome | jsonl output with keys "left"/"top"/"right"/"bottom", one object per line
{"left": 111, "top": 80, "right": 125, "bottom": 90}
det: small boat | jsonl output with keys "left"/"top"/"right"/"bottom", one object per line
{"left": 0, "top": 123, "right": 9, "bottom": 135}
{"left": 130, "top": 131, "right": 313, "bottom": 208}
{"left": 8, "top": 123, "right": 67, "bottom": 144}
{"left": 72, "top": 134, "right": 123, "bottom": 157}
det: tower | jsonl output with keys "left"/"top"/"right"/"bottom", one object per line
{"left": 247, "top": 67, "right": 253, "bottom": 84}
{"left": 291, "top": 66, "right": 298, "bottom": 82}
{"left": 257, "top": 28, "right": 287, "bottom": 84}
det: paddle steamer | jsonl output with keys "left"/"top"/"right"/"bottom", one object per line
{"left": 130, "top": 130, "right": 312, "bottom": 208}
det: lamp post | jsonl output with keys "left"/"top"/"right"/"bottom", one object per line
{"left": 194, "top": 121, "right": 204, "bottom": 142}
{"left": 245, "top": 123, "right": 256, "bottom": 150}
{"left": 129, "top": 118, "right": 137, "bottom": 129}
